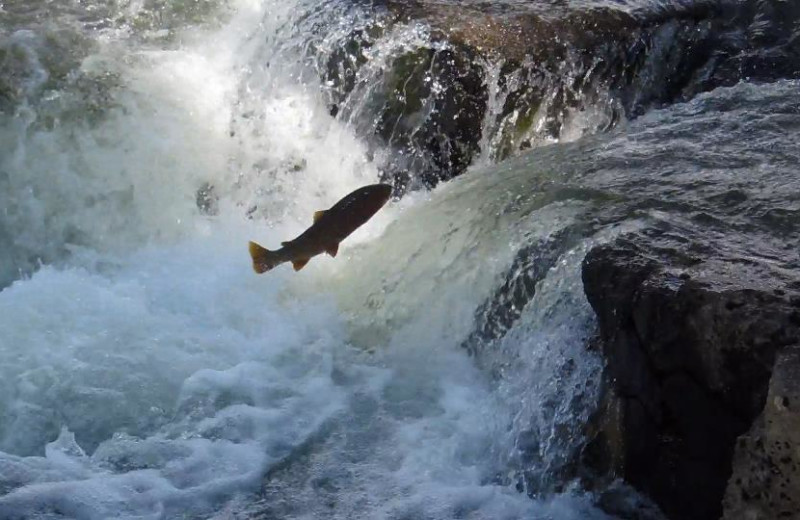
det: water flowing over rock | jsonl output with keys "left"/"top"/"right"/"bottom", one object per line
{"left": 461, "top": 76, "right": 800, "bottom": 519}
{"left": 312, "top": 0, "right": 800, "bottom": 187}
{"left": 3, "top": 0, "right": 800, "bottom": 518}
{"left": 570, "top": 85, "right": 800, "bottom": 519}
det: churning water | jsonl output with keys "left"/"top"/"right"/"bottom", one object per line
{"left": 0, "top": 1, "right": 610, "bottom": 517}
{"left": 1, "top": 0, "right": 798, "bottom": 518}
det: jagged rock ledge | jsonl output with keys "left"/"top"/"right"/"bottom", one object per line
{"left": 581, "top": 226, "right": 800, "bottom": 520}
{"left": 459, "top": 78, "right": 800, "bottom": 519}
{"left": 316, "top": 0, "right": 800, "bottom": 188}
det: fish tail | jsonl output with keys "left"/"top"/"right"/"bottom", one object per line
{"left": 249, "top": 241, "right": 281, "bottom": 273}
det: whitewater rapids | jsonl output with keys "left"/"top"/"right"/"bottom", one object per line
{"left": 0, "top": 0, "right": 609, "bottom": 518}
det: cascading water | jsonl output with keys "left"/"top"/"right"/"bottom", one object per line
{"left": 0, "top": 1, "right": 610, "bottom": 517}
{"left": 2, "top": 0, "right": 799, "bottom": 518}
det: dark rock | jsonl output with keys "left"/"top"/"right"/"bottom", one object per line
{"left": 452, "top": 78, "right": 800, "bottom": 517}
{"left": 547, "top": 75, "right": 800, "bottom": 519}
{"left": 334, "top": 39, "right": 489, "bottom": 190}
{"left": 596, "top": 479, "right": 669, "bottom": 520}
{"left": 314, "top": 0, "right": 800, "bottom": 187}
{"left": 581, "top": 227, "right": 800, "bottom": 520}
{"left": 722, "top": 346, "right": 800, "bottom": 520}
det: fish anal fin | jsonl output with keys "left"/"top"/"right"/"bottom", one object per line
{"left": 292, "top": 258, "right": 310, "bottom": 271}
{"left": 313, "top": 210, "right": 326, "bottom": 223}
{"left": 325, "top": 243, "right": 339, "bottom": 258}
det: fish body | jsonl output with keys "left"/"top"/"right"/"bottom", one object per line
{"left": 249, "top": 183, "right": 392, "bottom": 272}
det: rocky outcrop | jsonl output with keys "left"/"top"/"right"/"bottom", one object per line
{"left": 723, "top": 345, "right": 800, "bottom": 520}
{"left": 581, "top": 226, "right": 800, "bottom": 519}
{"left": 559, "top": 72, "right": 800, "bottom": 519}
{"left": 449, "top": 73, "right": 800, "bottom": 519}
{"left": 317, "top": 0, "right": 800, "bottom": 188}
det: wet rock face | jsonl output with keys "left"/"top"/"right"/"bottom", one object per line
{"left": 318, "top": 0, "right": 800, "bottom": 188}
{"left": 454, "top": 76, "right": 800, "bottom": 518}
{"left": 581, "top": 228, "right": 800, "bottom": 520}
{"left": 564, "top": 81, "right": 800, "bottom": 517}
{"left": 463, "top": 222, "right": 593, "bottom": 353}
{"left": 723, "top": 346, "right": 800, "bottom": 520}
{"left": 328, "top": 30, "right": 489, "bottom": 190}
{"left": 370, "top": 45, "right": 488, "bottom": 189}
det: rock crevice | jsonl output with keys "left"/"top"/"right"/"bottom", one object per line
{"left": 581, "top": 227, "right": 800, "bottom": 520}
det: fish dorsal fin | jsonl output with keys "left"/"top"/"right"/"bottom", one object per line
{"left": 281, "top": 241, "right": 291, "bottom": 247}
{"left": 292, "top": 258, "right": 310, "bottom": 271}
{"left": 313, "top": 210, "right": 326, "bottom": 223}
{"left": 325, "top": 243, "right": 339, "bottom": 258}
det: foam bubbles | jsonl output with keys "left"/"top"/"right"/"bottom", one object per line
{"left": 0, "top": 217, "right": 538, "bottom": 519}
{"left": 0, "top": 224, "right": 359, "bottom": 517}
{"left": 0, "top": 0, "right": 619, "bottom": 518}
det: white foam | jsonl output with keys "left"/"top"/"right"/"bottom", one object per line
{"left": 0, "top": 195, "right": 617, "bottom": 518}
{"left": 0, "top": 224, "right": 357, "bottom": 517}
{"left": 0, "top": 0, "right": 618, "bottom": 518}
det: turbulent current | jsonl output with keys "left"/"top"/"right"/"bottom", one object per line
{"left": 0, "top": 0, "right": 798, "bottom": 518}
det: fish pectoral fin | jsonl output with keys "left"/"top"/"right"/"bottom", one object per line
{"left": 325, "top": 243, "right": 339, "bottom": 258}
{"left": 313, "top": 210, "right": 326, "bottom": 223}
{"left": 292, "top": 258, "right": 310, "bottom": 271}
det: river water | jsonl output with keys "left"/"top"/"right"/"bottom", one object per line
{"left": 1, "top": 0, "right": 797, "bottom": 518}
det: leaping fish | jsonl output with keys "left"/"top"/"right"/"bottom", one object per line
{"left": 249, "top": 183, "right": 393, "bottom": 273}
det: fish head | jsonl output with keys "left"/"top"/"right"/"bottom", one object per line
{"left": 346, "top": 183, "right": 393, "bottom": 214}
{"left": 371, "top": 183, "right": 393, "bottom": 207}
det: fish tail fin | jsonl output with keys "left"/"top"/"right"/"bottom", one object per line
{"left": 249, "top": 241, "right": 281, "bottom": 273}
